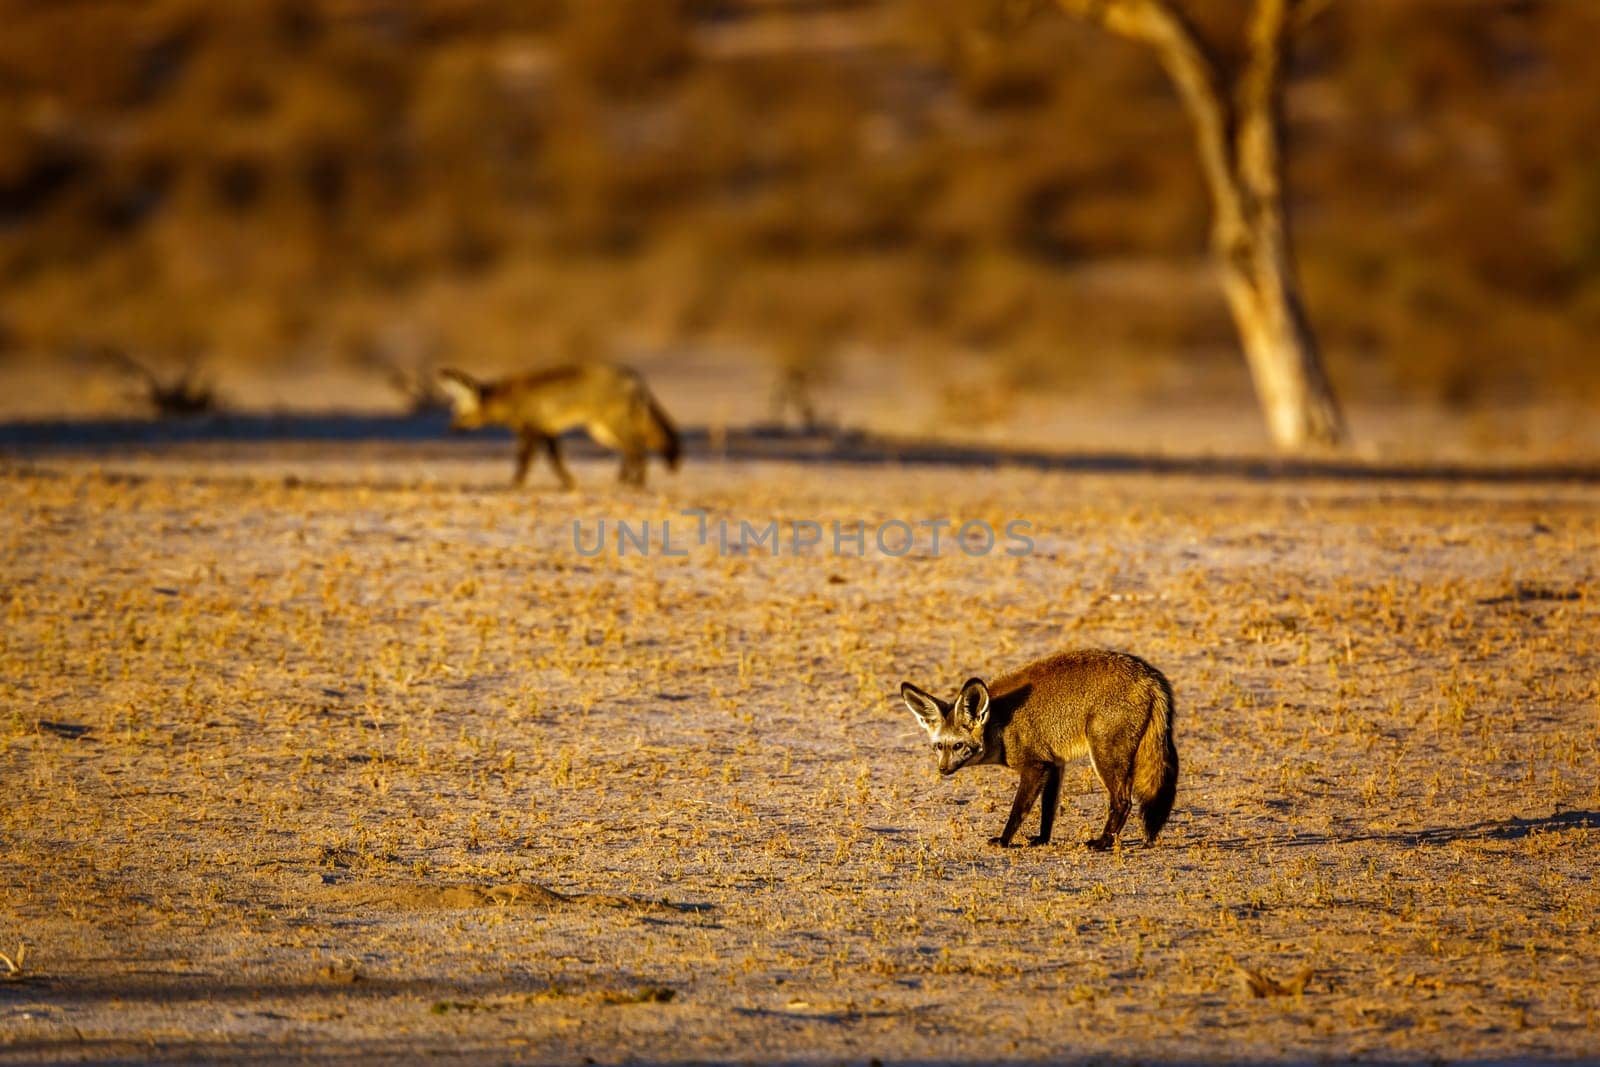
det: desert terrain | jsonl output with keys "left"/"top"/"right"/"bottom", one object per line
{"left": 5, "top": 1, "right": 1600, "bottom": 1060}
{"left": 2, "top": 399, "right": 1597, "bottom": 1064}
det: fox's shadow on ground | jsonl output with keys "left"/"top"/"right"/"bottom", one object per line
{"left": 1205, "top": 809, "right": 1599, "bottom": 851}
{"left": 4, "top": 413, "right": 1600, "bottom": 484}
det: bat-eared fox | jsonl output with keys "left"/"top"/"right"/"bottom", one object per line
{"left": 902, "top": 649, "right": 1178, "bottom": 850}
{"left": 438, "top": 364, "right": 680, "bottom": 488}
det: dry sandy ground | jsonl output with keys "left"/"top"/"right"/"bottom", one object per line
{"left": 2, "top": 438, "right": 1598, "bottom": 1064}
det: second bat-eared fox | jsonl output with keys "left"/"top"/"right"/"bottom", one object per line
{"left": 438, "top": 364, "right": 681, "bottom": 489}
{"left": 902, "top": 649, "right": 1178, "bottom": 851}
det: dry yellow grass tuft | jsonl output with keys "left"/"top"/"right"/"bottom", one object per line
{"left": 1233, "top": 963, "right": 1314, "bottom": 999}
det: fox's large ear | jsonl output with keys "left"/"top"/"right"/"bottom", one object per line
{"left": 900, "top": 682, "right": 944, "bottom": 733}
{"left": 955, "top": 677, "right": 990, "bottom": 728}
{"left": 437, "top": 369, "right": 480, "bottom": 414}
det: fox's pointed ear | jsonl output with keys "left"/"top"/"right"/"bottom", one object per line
{"left": 437, "top": 369, "right": 480, "bottom": 413}
{"left": 955, "top": 677, "right": 990, "bottom": 727}
{"left": 900, "top": 682, "right": 944, "bottom": 733}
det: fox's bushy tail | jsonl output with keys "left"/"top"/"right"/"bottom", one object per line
{"left": 644, "top": 391, "right": 681, "bottom": 469}
{"left": 1132, "top": 677, "right": 1178, "bottom": 844}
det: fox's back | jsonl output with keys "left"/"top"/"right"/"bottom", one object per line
{"left": 988, "top": 650, "right": 1168, "bottom": 765}
{"left": 490, "top": 364, "right": 642, "bottom": 433}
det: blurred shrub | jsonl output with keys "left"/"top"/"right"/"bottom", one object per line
{"left": 562, "top": 0, "right": 693, "bottom": 98}
{"left": 0, "top": 0, "right": 1596, "bottom": 402}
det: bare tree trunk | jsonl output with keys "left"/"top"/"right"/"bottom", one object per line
{"left": 1056, "top": 0, "right": 1345, "bottom": 449}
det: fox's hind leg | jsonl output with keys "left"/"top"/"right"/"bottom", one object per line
{"left": 1086, "top": 715, "right": 1139, "bottom": 850}
{"left": 617, "top": 450, "right": 646, "bottom": 487}
{"left": 1087, "top": 778, "right": 1132, "bottom": 851}
{"left": 1028, "top": 763, "right": 1064, "bottom": 846}
{"left": 992, "top": 763, "right": 1049, "bottom": 847}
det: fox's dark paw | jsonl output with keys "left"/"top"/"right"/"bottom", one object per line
{"left": 1084, "top": 836, "right": 1114, "bottom": 851}
{"left": 1026, "top": 835, "right": 1051, "bottom": 848}
{"left": 987, "top": 836, "right": 1016, "bottom": 848}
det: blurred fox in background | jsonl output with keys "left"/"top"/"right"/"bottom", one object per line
{"left": 438, "top": 365, "right": 680, "bottom": 489}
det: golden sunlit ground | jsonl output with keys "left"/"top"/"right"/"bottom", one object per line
{"left": 6, "top": 1, "right": 1600, "bottom": 1059}
{"left": 2, "top": 432, "right": 1597, "bottom": 1063}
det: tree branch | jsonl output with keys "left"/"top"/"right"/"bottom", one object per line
{"left": 1238, "top": 0, "right": 1290, "bottom": 220}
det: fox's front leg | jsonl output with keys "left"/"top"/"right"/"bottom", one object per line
{"left": 1029, "top": 764, "right": 1064, "bottom": 846}
{"left": 512, "top": 433, "right": 538, "bottom": 486}
{"left": 991, "top": 763, "right": 1048, "bottom": 847}
{"left": 544, "top": 437, "right": 576, "bottom": 491}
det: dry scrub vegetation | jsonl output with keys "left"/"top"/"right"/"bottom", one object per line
{"left": 4, "top": 0, "right": 1600, "bottom": 408}
{"left": 1, "top": 449, "right": 1597, "bottom": 1062}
